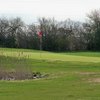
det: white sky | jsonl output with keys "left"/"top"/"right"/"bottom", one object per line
{"left": 0, "top": 0, "right": 100, "bottom": 24}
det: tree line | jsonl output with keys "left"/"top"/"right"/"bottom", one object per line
{"left": 0, "top": 9, "right": 100, "bottom": 51}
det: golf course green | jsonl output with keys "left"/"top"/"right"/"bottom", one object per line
{"left": 0, "top": 48, "right": 100, "bottom": 100}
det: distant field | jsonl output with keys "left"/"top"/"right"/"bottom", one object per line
{"left": 0, "top": 48, "right": 100, "bottom": 100}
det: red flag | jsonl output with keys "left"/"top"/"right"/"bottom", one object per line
{"left": 37, "top": 31, "right": 42, "bottom": 38}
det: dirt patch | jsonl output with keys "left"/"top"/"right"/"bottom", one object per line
{"left": 88, "top": 78, "right": 100, "bottom": 83}
{"left": 79, "top": 72, "right": 98, "bottom": 75}
{"left": 77, "top": 72, "right": 100, "bottom": 83}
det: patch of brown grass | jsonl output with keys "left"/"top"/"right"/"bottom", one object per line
{"left": 0, "top": 68, "right": 45, "bottom": 81}
{"left": 88, "top": 78, "right": 100, "bottom": 83}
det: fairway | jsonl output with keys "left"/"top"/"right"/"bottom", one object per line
{"left": 0, "top": 48, "right": 100, "bottom": 100}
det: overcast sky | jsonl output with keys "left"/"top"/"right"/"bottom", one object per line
{"left": 0, "top": 0, "right": 100, "bottom": 24}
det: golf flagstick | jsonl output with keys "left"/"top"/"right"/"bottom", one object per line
{"left": 37, "top": 29, "right": 43, "bottom": 59}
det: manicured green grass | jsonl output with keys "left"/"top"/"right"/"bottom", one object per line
{"left": 0, "top": 47, "right": 100, "bottom": 100}
{"left": 62, "top": 51, "right": 100, "bottom": 57}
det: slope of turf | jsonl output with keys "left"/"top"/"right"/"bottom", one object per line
{"left": 1, "top": 48, "right": 100, "bottom": 63}
{"left": 0, "top": 48, "right": 100, "bottom": 100}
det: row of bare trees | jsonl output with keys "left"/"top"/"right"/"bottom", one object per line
{"left": 0, "top": 9, "right": 100, "bottom": 51}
